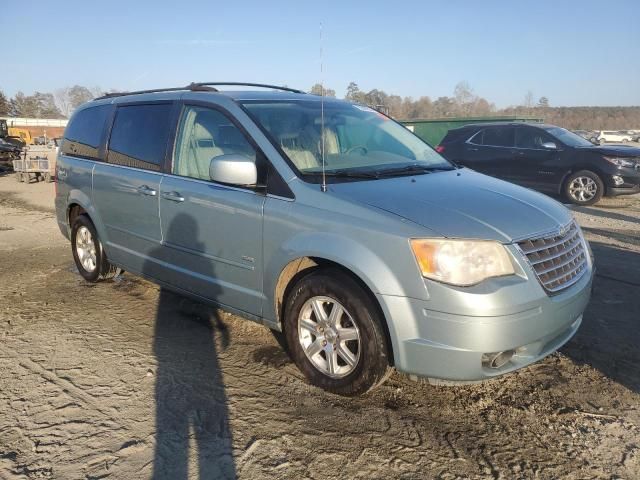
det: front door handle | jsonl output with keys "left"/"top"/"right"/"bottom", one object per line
{"left": 162, "top": 191, "right": 185, "bottom": 202}
{"left": 137, "top": 185, "right": 157, "bottom": 196}
{"left": 468, "top": 147, "right": 478, "bottom": 151}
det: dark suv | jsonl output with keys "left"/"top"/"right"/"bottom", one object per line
{"left": 437, "top": 122, "right": 640, "bottom": 205}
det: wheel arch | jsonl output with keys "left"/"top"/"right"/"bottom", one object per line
{"left": 560, "top": 166, "right": 609, "bottom": 196}
{"left": 65, "top": 191, "right": 110, "bottom": 249}
{"left": 274, "top": 255, "right": 396, "bottom": 367}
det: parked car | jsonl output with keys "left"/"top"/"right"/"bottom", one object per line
{"left": 55, "top": 84, "right": 594, "bottom": 395}
{"left": 437, "top": 122, "right": 640, "bottom": 205}
{"left": 597, "top": 131, "right": 633, "bottom": 144}
{"left": 0, "top": 138, "right": 22, "bottom": 162}
{"left": 572, "top": 130, "right": 597, "bottom": 144}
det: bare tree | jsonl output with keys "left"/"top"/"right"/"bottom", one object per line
{"left": 454, "top": 81, "right": 477, "bottom": 116}
{"left": 54, "top": 85, "right": 100, "bottom": 117}
{"left": 523, "top": 90, "right": 534, "bottom": 109}
{"left": 54, "top": 88, "right": 73, "bottom": 118}
{"left": 309, "top": 83, "right": 336, "bottom": 97}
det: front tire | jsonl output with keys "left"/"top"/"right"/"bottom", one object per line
{"left": 564, "top": 170, "right": 604, "bottom": 206}
{"left": 283, "top": 269, "right": 392, "bottom": 396}
{"left": 71, "top": 215, "right": 120, "bottom": 282}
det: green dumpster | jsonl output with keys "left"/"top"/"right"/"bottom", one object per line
{"left": 400, "top": 116, "right": 543, "bottom": 147}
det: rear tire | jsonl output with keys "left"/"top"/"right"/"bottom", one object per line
{"left": 71, "top": 215, "right": 121, "bottom": 282}
{"left": 283, "top": 269, "right": 392, "bottom": 396}
{"left": 564, "top": 170, "right": 604, "bottom": 206}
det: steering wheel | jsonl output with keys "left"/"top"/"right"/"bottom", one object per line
{"left": 345, "top": 145, "right": 368, "bottom": 155}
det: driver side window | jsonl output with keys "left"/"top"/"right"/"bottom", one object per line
{"left": 173, "top": 105, "right": 256, "bottom": 181}
{"left": 515, "top": 127, "right": 554, "bottom": 150}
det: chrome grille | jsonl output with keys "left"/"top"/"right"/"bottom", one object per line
{"left": 517, "top": 222, "right": 588, "bottom": 294}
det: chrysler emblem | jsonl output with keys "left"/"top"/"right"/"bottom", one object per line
{"left": 558, "top": 223, "right": 571, "bottom": 236}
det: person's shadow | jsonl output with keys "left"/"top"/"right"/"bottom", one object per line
{"left": 144, "top": 213, "right": 236, "bottom": 479}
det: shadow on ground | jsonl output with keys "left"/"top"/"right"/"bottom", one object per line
{"left": 145, "top": 214, "right": 236, "bottom": 479}
{"left": 563, "top": 241, "right": 640, "bottom": 393}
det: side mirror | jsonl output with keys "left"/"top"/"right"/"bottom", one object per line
{"left": 541, "top": 142, "right": 557, "bottom": 150}
{"left": 209, "top": 154, "right": 257, "bottom": 186}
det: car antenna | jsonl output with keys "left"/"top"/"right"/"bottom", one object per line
{"left": 320, "top": 22, "right": 327, "bottom": 193}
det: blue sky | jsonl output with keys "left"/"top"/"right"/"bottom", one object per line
{"left": 2, "top": 0, "right": 639, "bottom": 107}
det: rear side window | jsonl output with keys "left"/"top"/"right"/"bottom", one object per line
{"left": 62, "top": 105, "right": 110, "bottom": 160}
{"left": 482, "top": 127, "right": 514, "bottom": 147}
{"left": 107, "top": 103, "right": 173, "bottom": 171}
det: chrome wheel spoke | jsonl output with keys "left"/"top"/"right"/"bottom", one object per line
{"left": 299, "top": 317, "right": 318, "bottom": 334}
{"left": 311, "top": 299, "right": 328, "bottom": 323}
{"left": 328, "top": 303, "right": 343, "bottom": 327}
{"left": 327, "top": 349, "right": 339, "bottom": 375}
{"left": 337, "top": 327, "right": 358, "bottom": 341}
{"left": 305, "top": 338, "right": 323, "bottom": 357}
{"left": 337, "top": 344, "right": 357, "bottom": 368}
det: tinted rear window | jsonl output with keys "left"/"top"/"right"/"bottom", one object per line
{"left": 62, "top": 105, "right": 110, "bottom": 159}
{"left": 108, "top": 103, "right": 173, "bottom": 171}
{"left": 482, "top": 127, "right": 514, "bottom": 147}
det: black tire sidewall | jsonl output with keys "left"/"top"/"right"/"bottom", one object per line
{"left": 283, "top": 269, "right": 390, "bottom": 396}
{"left": 71, "top": 215, "right": 104, "bottom": 282}
{"left": 564, "top": 170, "right": 604, "bottom": 206}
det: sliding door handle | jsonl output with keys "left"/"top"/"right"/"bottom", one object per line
{"left": 137, "top": 185, "right": 157, "bottom": 196}
{"left": 162, "top": 191, "right": 185, "bottom": 202}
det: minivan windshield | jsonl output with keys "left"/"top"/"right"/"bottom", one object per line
{"left": 545, "top": 127, "right": 594, "bottom": 147}
{"left": 242, "top": 100, "right": 453, "bottom": 178}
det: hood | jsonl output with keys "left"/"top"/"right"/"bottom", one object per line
{"left": 329, "top": 169, "right": 572, "bottom": 243}
{"left": 578, "top": 145, "right": 640, "bottom": 157}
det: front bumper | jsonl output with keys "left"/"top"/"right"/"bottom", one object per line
{"left": 377, "top": 266, "right": 594, "bottom": 381}
{"left": 605, "top": 168, "right": 640, "bottom": 196}
{"left": 608, "top": 184, "right": 640, "bottom": 197}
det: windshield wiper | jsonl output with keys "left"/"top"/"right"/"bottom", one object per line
{"left": 321, "top": 169, "right": 380, "bottom": 179}
{"left": 376, "top": 164, "right": 454, "bottom": 177}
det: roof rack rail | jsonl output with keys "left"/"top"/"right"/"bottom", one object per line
{"left": 188, "top": 82, "right": 305, "bottom": 94}
{"left": 93, "top": 82, "right": 304, "bottom": 101}
{"left": 94, "top": 86, "right": 195, "bottom": 100}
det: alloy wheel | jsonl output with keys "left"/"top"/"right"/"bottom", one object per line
{"left": 568, "top": 176, "right": 597, "bottom": 202}
{"left": 75, "top": 226, "right": 97, "bottom": 272}
{"left": 298, "top": 296, "right": 361, "bottom": 378}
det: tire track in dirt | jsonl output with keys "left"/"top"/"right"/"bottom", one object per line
{"left": 1, "top": 182, "right": 640, "bottom": 478}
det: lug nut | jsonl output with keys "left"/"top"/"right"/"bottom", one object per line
{"left": 322, "top": 340, "right": 327, "bottom": 346}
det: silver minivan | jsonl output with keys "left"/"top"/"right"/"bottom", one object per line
{"left": 54, "top": 83, "right": 594, "bottom": 395}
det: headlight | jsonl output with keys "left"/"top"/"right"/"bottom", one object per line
{"left": 603, "top": 156, "right": 638, "bottom": 168}
{"left": 410, "top": 239, "right": 515, "bottom": 286}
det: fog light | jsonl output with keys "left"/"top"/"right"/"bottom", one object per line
{"left": 482, "top": 350, "right": 515, "bottom": 369}
{"left": 612, "top": 175, "right": 624, "bottom": 186}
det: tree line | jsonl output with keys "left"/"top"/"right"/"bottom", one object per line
{"left": 0, "top": 86, "right": 108, "bottom": 119}
{"left": 1, "top": 83, "right": 638, "bottom": 130}
{"left": 310, "top": 82, "right": 640, "bottom": 130}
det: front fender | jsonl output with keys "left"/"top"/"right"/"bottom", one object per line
{"left": 263, "top": 231, "right": 417, "bottom": 360}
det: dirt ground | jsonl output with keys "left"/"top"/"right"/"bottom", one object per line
{"left": 0, "top": 172, "right": 639, "bottom": 480}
